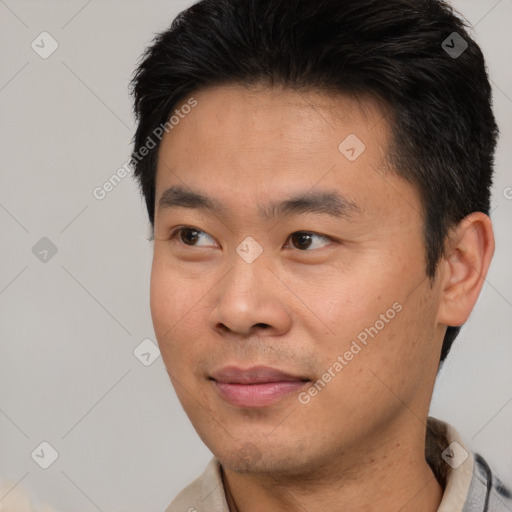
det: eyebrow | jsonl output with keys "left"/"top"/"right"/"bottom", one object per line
{"left": 157, "top": 185, "right": 360, "bottom": 221}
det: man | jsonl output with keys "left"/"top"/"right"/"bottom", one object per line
{"left": 129, "top": 0, "right": 511, "bottom": 510}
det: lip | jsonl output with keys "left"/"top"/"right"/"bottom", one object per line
{"left": 210, "top": 365, "right": 308, "bottom": 384}
{"left": 209, "top": 365, "right": 310, "bottom": 407}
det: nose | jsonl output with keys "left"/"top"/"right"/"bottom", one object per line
{"left": 209, "top": 252, "right": 292, "bottom": 338}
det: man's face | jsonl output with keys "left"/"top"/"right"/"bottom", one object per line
{"left": 150, "top": 84, "right": 446, "bottom": 474}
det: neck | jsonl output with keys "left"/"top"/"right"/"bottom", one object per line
{"left": 221, "top": 417, "right": 444, "bottom": 512}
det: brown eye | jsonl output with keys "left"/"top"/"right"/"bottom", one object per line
{"left": 287, "top": 232, "right": 332, "bottom": 251}
{"left": 172, "top": 227, "right": 216, "bottom": 247}
{"left": 180, "top": 228, "right": 200, "bottom": 245}
{"left": 290, "top": 232, "right": 313, "bottom": 250}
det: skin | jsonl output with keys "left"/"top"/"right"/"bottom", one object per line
{"left": 150, "top": 84, "right": 494, "bottom": 512}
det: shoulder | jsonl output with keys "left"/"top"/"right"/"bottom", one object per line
{"left": 463, "top": 453, "right": 512, "bottom": 512}
{"left": 427, "top": 417, "right": 511, "bottom": 512}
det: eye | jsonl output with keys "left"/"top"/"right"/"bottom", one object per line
{"left": 285, "top": 231, "right": 333, "bottom": 251}
{"left": 169, "top": 227, "right": 333, "bottom": 251}
{"left": 171, "top": 227, "right": 216, "bottom": 247}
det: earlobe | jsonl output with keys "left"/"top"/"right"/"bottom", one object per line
{"left": 437, "top": 212, "right": 495, "bottom": 327}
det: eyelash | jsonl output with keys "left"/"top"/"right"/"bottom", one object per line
{"left": 168, "top": 227, "right": 335, "bottom": 251}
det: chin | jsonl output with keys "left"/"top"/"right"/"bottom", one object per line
{"left": 218, "top": 441, "right": 266, "bottom": 472}
{"left": 216, "top": 439, "right": 317, "bottom": 476}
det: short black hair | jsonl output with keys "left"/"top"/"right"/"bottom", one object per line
{"left": 129, "top": 0, "right": 498, "bottom": 365}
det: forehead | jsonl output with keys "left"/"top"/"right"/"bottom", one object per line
{"left": 169, "top": 83, "right": 388, "bottom": 145}
{"left": 160, "top": 83, "right": 389, "bottom": 158}
{"left": 154, "top": 84, "right": 418, "bottom": 224}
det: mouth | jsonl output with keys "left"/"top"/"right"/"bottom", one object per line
{"left": 209, "top": 365, "right": 311, "bottom": 408}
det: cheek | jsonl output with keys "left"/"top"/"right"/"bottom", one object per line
{"left": 307, "top": 260, "right": 430, "bottom": 381}
{"left": 149, "top": 255, "right": 208, "bottom": 361}
{"left": 150, "top": 264, "right": 179, "bottom": 338}
{"left": 299, "top": 307, "right": 424, "bottom": 436}
{"left": 333, "top": 285, "right": 438, "bottom": 403}
{"left": 301, "top": 265, "right": 396, "bottom": 345}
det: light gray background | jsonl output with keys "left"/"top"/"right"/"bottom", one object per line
{"left": 0, "top": 1, "right": 511, "bottom": 511}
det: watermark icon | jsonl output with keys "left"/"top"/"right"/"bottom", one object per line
{"left": 298, "top": 301, "right": 403, "bottom": 405}
{"left": 236, "top": 236, "right": 263, "bottom": 263}
{"left": 503, "top": 186, "right": 512, "bottom": 200}
{"left": 339, "top": 134, "right": 366, "bottom": 161}
{"left": 31, "top": 31, "right": 59, "bottom": 59}
{"left": 238, "top": 442, "right": 263, "bottom": 465}
{"left": 31, "top": 441, "right": 59, "bottom": 469}
{"left": 441, "top": 441, "right": 469, "bottom": 469}
{"left": 32, "top": 237, "right": 58, "bottom": 263}
{"left": 441, "top": 32, "right": 468, "bottom": 59}
{"left": 133, "top": 338, "right": 161, "bottom": 366}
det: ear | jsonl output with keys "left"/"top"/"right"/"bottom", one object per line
{"left": 437, "top": 212, "right": 495, "bottom": 327}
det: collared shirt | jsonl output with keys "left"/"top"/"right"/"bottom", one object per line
{"left": 165, "top": 417, "right": 512, "bottom": 512}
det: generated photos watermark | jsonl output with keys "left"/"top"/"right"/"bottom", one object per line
{"left": 93, "top": 97, "right": 198, "bottom": 200}
{"left": 298, "top": 301, "right": 403, "bottom": 405}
